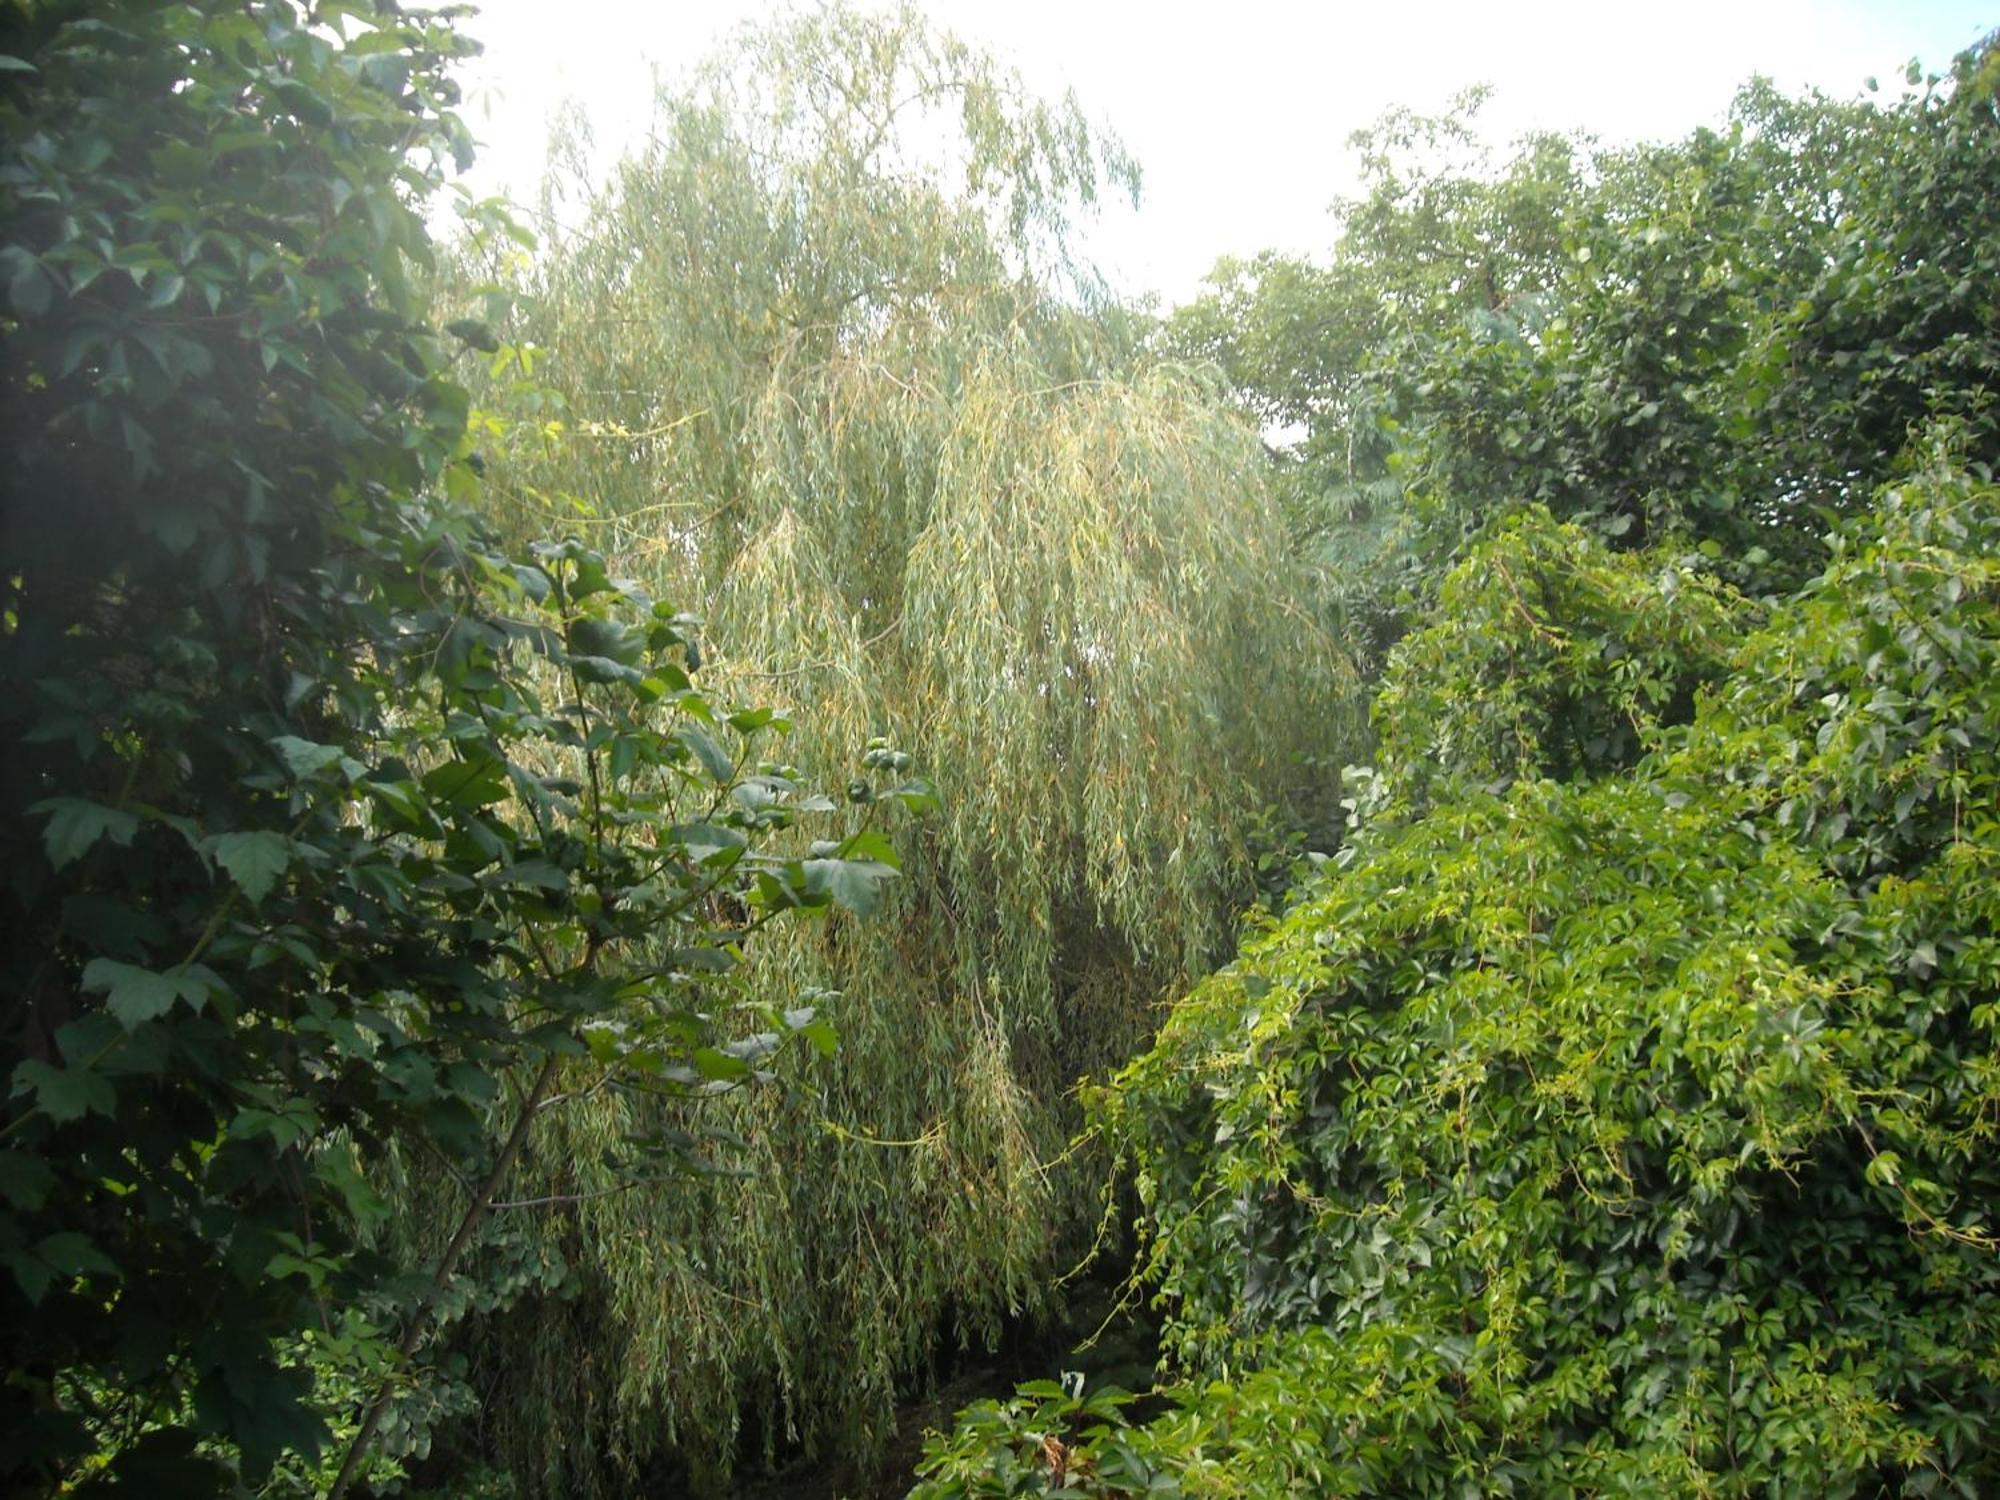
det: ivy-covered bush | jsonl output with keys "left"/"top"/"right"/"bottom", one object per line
{"left": 915, "top": 456, "right": 2000, "bottom": 1495}
{"left": 1358, "top": 507, "right": 1743, "bottom": 821}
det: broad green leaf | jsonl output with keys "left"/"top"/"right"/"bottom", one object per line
{"left": 11, "top": 1059, "right": 116, "bottom": 1124}
{"left": 31, "top": 797, "right": 140, "bottom": 869}
{"left": 422, "top": 755, "right": 509, "bottom": 808}
{"left": 210, "top": 831, "right": 292, "bottom": 904}
{"left": 571, "top": 616, "right": 643, "bottom": 665}
{"left": 802, "top": 858, "right": 899, "bottom": 919}
{"left": 8, "top": 256, "right": 51, "bottom": 318}
{"left": 837, "top": 828, "right": 902, "bottom": 867}
{"left": 678, "top": 725, "right": 735, "bottom": 784}
{"left": 270, "top": 735, "right": 346, "bottom": 780}
{"left": 228, "top": 1099, "right": 318, "bottom": 1151}
{"left": 446, "top": 317, "right": 499, "bottom": 352}
{"left": 81, "top": 958, "right": 209, "bottom": 1028}
{"left": 504, "top": 858, "right": 569, "bottom": 890}
{"left": 569, "top": 654, "right": 643, "bottom": 686}
{"left": 798, "top": 1018, "right": 838, "bottom": 1058}
{"left": 691, "top": 1046, "right": 751, "bottom": 1082}
{"left": 672, "top": 821, "right": 747, "bottom": 864}
{"left": 0, "top": 1150, "right": 57, "bottom": 1210}
{"left": 4, "top": 1251, "right": 55, "bottom": 1307}
{"left": 34, "top": 1231, "right": 117, "bottom": 1282}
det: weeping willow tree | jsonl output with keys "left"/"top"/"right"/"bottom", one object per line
{"left": 445, "top": 5, "right": 1354, "bottom": 1490}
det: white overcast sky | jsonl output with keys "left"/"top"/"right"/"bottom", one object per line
{"left": 448, "top": 0, "right": 1994, "bottom": 306}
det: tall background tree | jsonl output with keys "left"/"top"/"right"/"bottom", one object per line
{"left": 1168, "top": 57, "right": 2000, "bottom": 663}
{"left": 438, "top": 5, "right": 1354, "bottom": 1490}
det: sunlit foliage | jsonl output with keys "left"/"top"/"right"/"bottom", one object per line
{"left": 917, "top": 38, "right": 2000, "bottom": 1498}
{"left": 441, "top": 5, "right": 1351, "bottom": 1489}
{"left": 919, "top": 454, "right": 2000, "bottom": 1497}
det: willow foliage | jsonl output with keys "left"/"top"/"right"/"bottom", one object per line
{"left": 447, "top": 6, "right": 1351, "bottom": 1489}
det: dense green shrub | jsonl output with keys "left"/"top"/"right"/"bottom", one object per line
{"left": 0, "top": 5, "right": 900, "bottom": 1490}
{"left": 915, "top": 456, "right": 2000, "bottom": 1495}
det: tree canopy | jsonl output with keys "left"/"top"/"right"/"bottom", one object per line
{"left": 424, "top": 6, "right": 1352, "bottom": 1491}
{"left": 1168, "top": 61, "right": 2000, "bottom": 666}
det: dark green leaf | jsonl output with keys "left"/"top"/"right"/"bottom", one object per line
{"left": 210, "top": 831, "right": 292, "bottom": 904}
{"left": 270, "top": 736, "right": 346, "bottom": 780}
{"left": 803, "top": 858, "right": 899, "bottom": 918}
{"left": 11, "top": 1059, "right": 116, "bottom": 1124}
{"left": 81, "top": 958, "right": 209, "bottom": 1028}
{"left": 0, "top": 1150, "right": 57, "bottom": 1210}
{"left": 446, "top": 318, "right": 499, "bottom": 352}
{"left": 8, "top": 256, "right": 51, "bottom": 318}
{"left": 31, "top": 798, "right": 140, "bottom": 869}
{"left": 679, "top": 725, "right": 735, "bottom": 783}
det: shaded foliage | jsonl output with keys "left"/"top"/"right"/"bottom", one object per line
{"left": 0, "top": 4, "right": 894, "bottom": 1491}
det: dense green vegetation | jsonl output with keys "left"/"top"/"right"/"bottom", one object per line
{"left": 430, "top": 11, "right": 1349, "bottom": 1490}
{"left": 1, "top": 4, "right": 912, "bottom": 1492}
{"left": 916, "top": 36, "right": 2000, "bottom": 1500}
{"left": 4, "top": 2, "right": 1998, "bottom": 1496}
{"left": 916, "top": 463, "right": 2000, "bottom": 1494}
{"left": 1169, "top": 64, "right": 2000, "bottom": 662}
